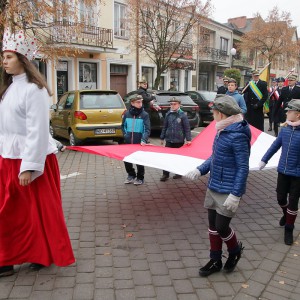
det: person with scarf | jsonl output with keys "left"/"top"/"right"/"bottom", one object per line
{"left": 122, "top": 95, "right": 151, "bottom": 185}
{"left": 185, "top": 95, "right": 251, "bottom": 276}
{"left": 159, "top": 97, "right": 192, "bottom": 182}
{"left": 259, "top": 99, "right": 300, "bottom": 245}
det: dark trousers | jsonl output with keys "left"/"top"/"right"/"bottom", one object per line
{"left": 162, "top": 142, "right": 184, "bottom": 176}
{"left": 276, "top": 173, "right": 300, "bottom": 211}
{"left": 124, "top": 162, "right": 144, "bottom": 180}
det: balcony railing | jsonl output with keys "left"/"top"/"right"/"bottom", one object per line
{"left": 232, "top": 56, "right": 253, "bottom": 69}
{"left": 199, "top": 47, "right": 227, "bottom": 64}
{"left": 50, "top": 21, "right": 113, "bottom": 48}
{"left": 166, "top": 41, "right": 193, "bottom": 59}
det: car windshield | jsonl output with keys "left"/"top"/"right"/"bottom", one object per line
{"left": 198, "top": 91, "right": 217, "bottom": 102}
{"left": 80, "top": 92, "right": 124, "bottom": 109}
{"left": 155, "top": 94, "right": 195, "bottom": 105}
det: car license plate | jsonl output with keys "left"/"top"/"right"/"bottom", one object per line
{"left": 95, "top": 128, "right": 116, "bottom": 135}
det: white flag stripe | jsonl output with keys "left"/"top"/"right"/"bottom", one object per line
{"left": 124, "top": 151, "right": 205, "bottom": 175}
{"left": 123, "top": 131, "right": 280, "bottom": 174}
{"left": 249, "top": 132, "right": 280, "bottom": 170}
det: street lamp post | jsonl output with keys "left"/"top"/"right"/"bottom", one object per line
{"left": 230, "top": 47, "right": 236, "bottom": 69}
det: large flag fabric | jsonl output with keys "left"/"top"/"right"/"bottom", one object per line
{"left": 68, "top": 122, "right": 280, "bottom": 175}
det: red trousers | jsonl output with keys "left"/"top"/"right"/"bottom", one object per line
{"left": 0, "top": 154, "right": 75, "bottom": 267}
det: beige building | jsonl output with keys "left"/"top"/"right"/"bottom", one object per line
{"left": 42, "top": 3, "right": 299, "bottom": 105}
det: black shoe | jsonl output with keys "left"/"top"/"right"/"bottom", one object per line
{"left": 29, "top": 263, "right": 45, "bottom": 271}
{"left": 173, "top": 174, "right": 182, "bottom": 179}
{"left": 279, "top": 215, "right": 286, "bottom": 227}
{"left": 0, "top": 265, "right": 14, "bottom": 277}
{"left": 199, "top": 259, "right": 222, "bottom": 277}
{"left": 160, "top": 174, "right": 169, "bottom": 182}
{"left": 284, "top": 228, "right": 294, "bottom": 245}
{"left": 223, "top": 242, "right": 244, "bottom": 273}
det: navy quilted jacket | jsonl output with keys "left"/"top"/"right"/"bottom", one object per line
{"left": 261, "top": 125, "right": 300, "bottom": 177}
{"left": 197, "top": 120, "right": 251, "bottom": 196}
{"left": 160, "top": 109, "right": 191, "bottom": 143}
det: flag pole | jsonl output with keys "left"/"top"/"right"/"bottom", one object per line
{"left": 242, "top": 62, "right": 271, "bottom": 94}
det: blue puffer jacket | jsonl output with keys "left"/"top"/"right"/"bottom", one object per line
{"left": 261, "top": 124, "right": 300, "bottom": 177}
{"left": 122, "top": 107, "right": 151, "bottom": 144}
{"left": 197, "top": 120, "right": 251, "bottom": 196}
{"left": 160, "top": 109, "right": 191, "bottom": 143}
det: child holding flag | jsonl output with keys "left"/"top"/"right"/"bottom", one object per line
{"left": 259, "top": 99, "right": 300, "bottom": 245}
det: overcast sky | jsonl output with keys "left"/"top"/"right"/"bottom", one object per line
{"left": 210, "top": 0, "right": 300, "bottom": 34}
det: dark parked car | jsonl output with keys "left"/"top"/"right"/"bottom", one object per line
{"left": 123, "top": 90, "right": 200, "bottom": 130}
{"left": 186, "top": 90, "right": 217, "bottom": 126}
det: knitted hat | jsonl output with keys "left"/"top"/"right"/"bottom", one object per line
{"left": 2, "top": 28, "right": 38, "bottom": 60}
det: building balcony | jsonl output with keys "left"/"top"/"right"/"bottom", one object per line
{"left": 232, "top": 56, "right": 253, "bottom": 69}
{"left": 50, "top": 21, "right": 113, "bottom": 48}
{"left": 198, "top": 47, "right": 228, "bottom": 65}
{"left": 167, "top": 41, "right": 193, "bottom": 59}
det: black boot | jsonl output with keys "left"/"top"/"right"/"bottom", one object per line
{"left": 284, "top": 227, "right": 294, "bottom": 245}
{"left": 160, "top": 174, "right": 169, "bottom": 182}
{"left": 0, "top": 265, "right": 14, "bottom": 277}
{"left": 223, "top": 242, "right": 244, "bottom": 273}
{"left": 29, "top": 263, "right": 45, "bottom": 271}
{"left": 279, "top": 215, "right": 286, "bottom": 226}
{"left": 199, "top": 259, "right": 222, "bottom": 277}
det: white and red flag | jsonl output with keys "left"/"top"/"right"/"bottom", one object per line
{"left": 68, "top": 122, "right": 280, "bottom": 174}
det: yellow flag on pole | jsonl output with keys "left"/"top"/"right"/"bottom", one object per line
{"left": 259, "top": 66, "right": 269, "bottom": 82}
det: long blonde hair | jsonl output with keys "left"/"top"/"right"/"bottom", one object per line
{"left": 0, "top": 52, "right": 52, "bottom": 100}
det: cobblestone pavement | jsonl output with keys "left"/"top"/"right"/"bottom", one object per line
{"left": 1, "top": 123, "right": 300, "bottom": 300}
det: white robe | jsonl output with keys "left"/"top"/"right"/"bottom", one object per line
{"left": 0, "top": 73, "right": 57, "bottom": 181}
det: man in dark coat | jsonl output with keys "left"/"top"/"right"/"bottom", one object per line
{"left": 243, "top": 70, "right": 268, "bottom": 131}
{"left": 137, "top": 79, "right": 155, "bottom": 111}
{"left": 273, "top": 74, "right": 300, "bottom": 125}
{"left": 272, "top": 77, "right": 285, "bottom": 136}
{"left": 217, "top": 77, "right": 229, "bottom": 94}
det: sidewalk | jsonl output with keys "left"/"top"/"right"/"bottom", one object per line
{"left": 1, "top": 149, "right": 300, "bottom": 300}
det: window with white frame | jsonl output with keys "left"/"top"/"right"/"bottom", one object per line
{"left": 79, "top": 0, "right": 97, "bottom": 26}
{"left": 220, "top": 37, "right": 228, "bottom": 53}
{"left": 114, "top": 2, "right": 128, "bottom": 38}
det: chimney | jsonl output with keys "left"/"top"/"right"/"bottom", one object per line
{"left": 228, "top": 16, "right": 247, "bottom": 29}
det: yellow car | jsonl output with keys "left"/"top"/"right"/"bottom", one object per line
{"left": 50, "top": 90, "right": 127, "bottom": 145}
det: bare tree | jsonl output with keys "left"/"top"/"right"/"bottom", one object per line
{"left": 0, "top": 0, "right": 104, "bottom": 60}
{"left": 128, "top": 0, "right": 211, "bottom": 89}
{"left": 240, "top": 7, "right": 299, "bottom": 75}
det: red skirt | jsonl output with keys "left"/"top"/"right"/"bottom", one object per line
{"left": 0, "top": 154, "right": 75, "bottom": 267}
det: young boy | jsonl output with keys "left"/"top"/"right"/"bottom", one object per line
{"left": 160, "top": 97, "right": 191, "bottom": 181}
{"left": 259, "top": 99, "right": 300, "bottom": 245}
{"left": 122, "top": 95, "right": 151, "bottom": 185}
{"left": 185, "top": 95, "right": 251, "bottom": 276}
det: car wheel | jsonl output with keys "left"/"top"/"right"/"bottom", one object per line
{"left": 69, "top": 130, "right": 81, "bottom": 146}
{"left": 49, "top": 123, "right": 56, "bottom": 138}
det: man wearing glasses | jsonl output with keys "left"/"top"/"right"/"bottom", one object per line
{"left": 273, "top": 74, "right": 300, "bottom": 123}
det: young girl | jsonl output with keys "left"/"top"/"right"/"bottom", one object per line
{"left": 0, "top": 28, "right": 75, "bottom": 277}
{"left": 260, "top": 99, "right": 300, "bottom": 245}
{"left": 186, "top": 95, "right": 251, "bottom": 276}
